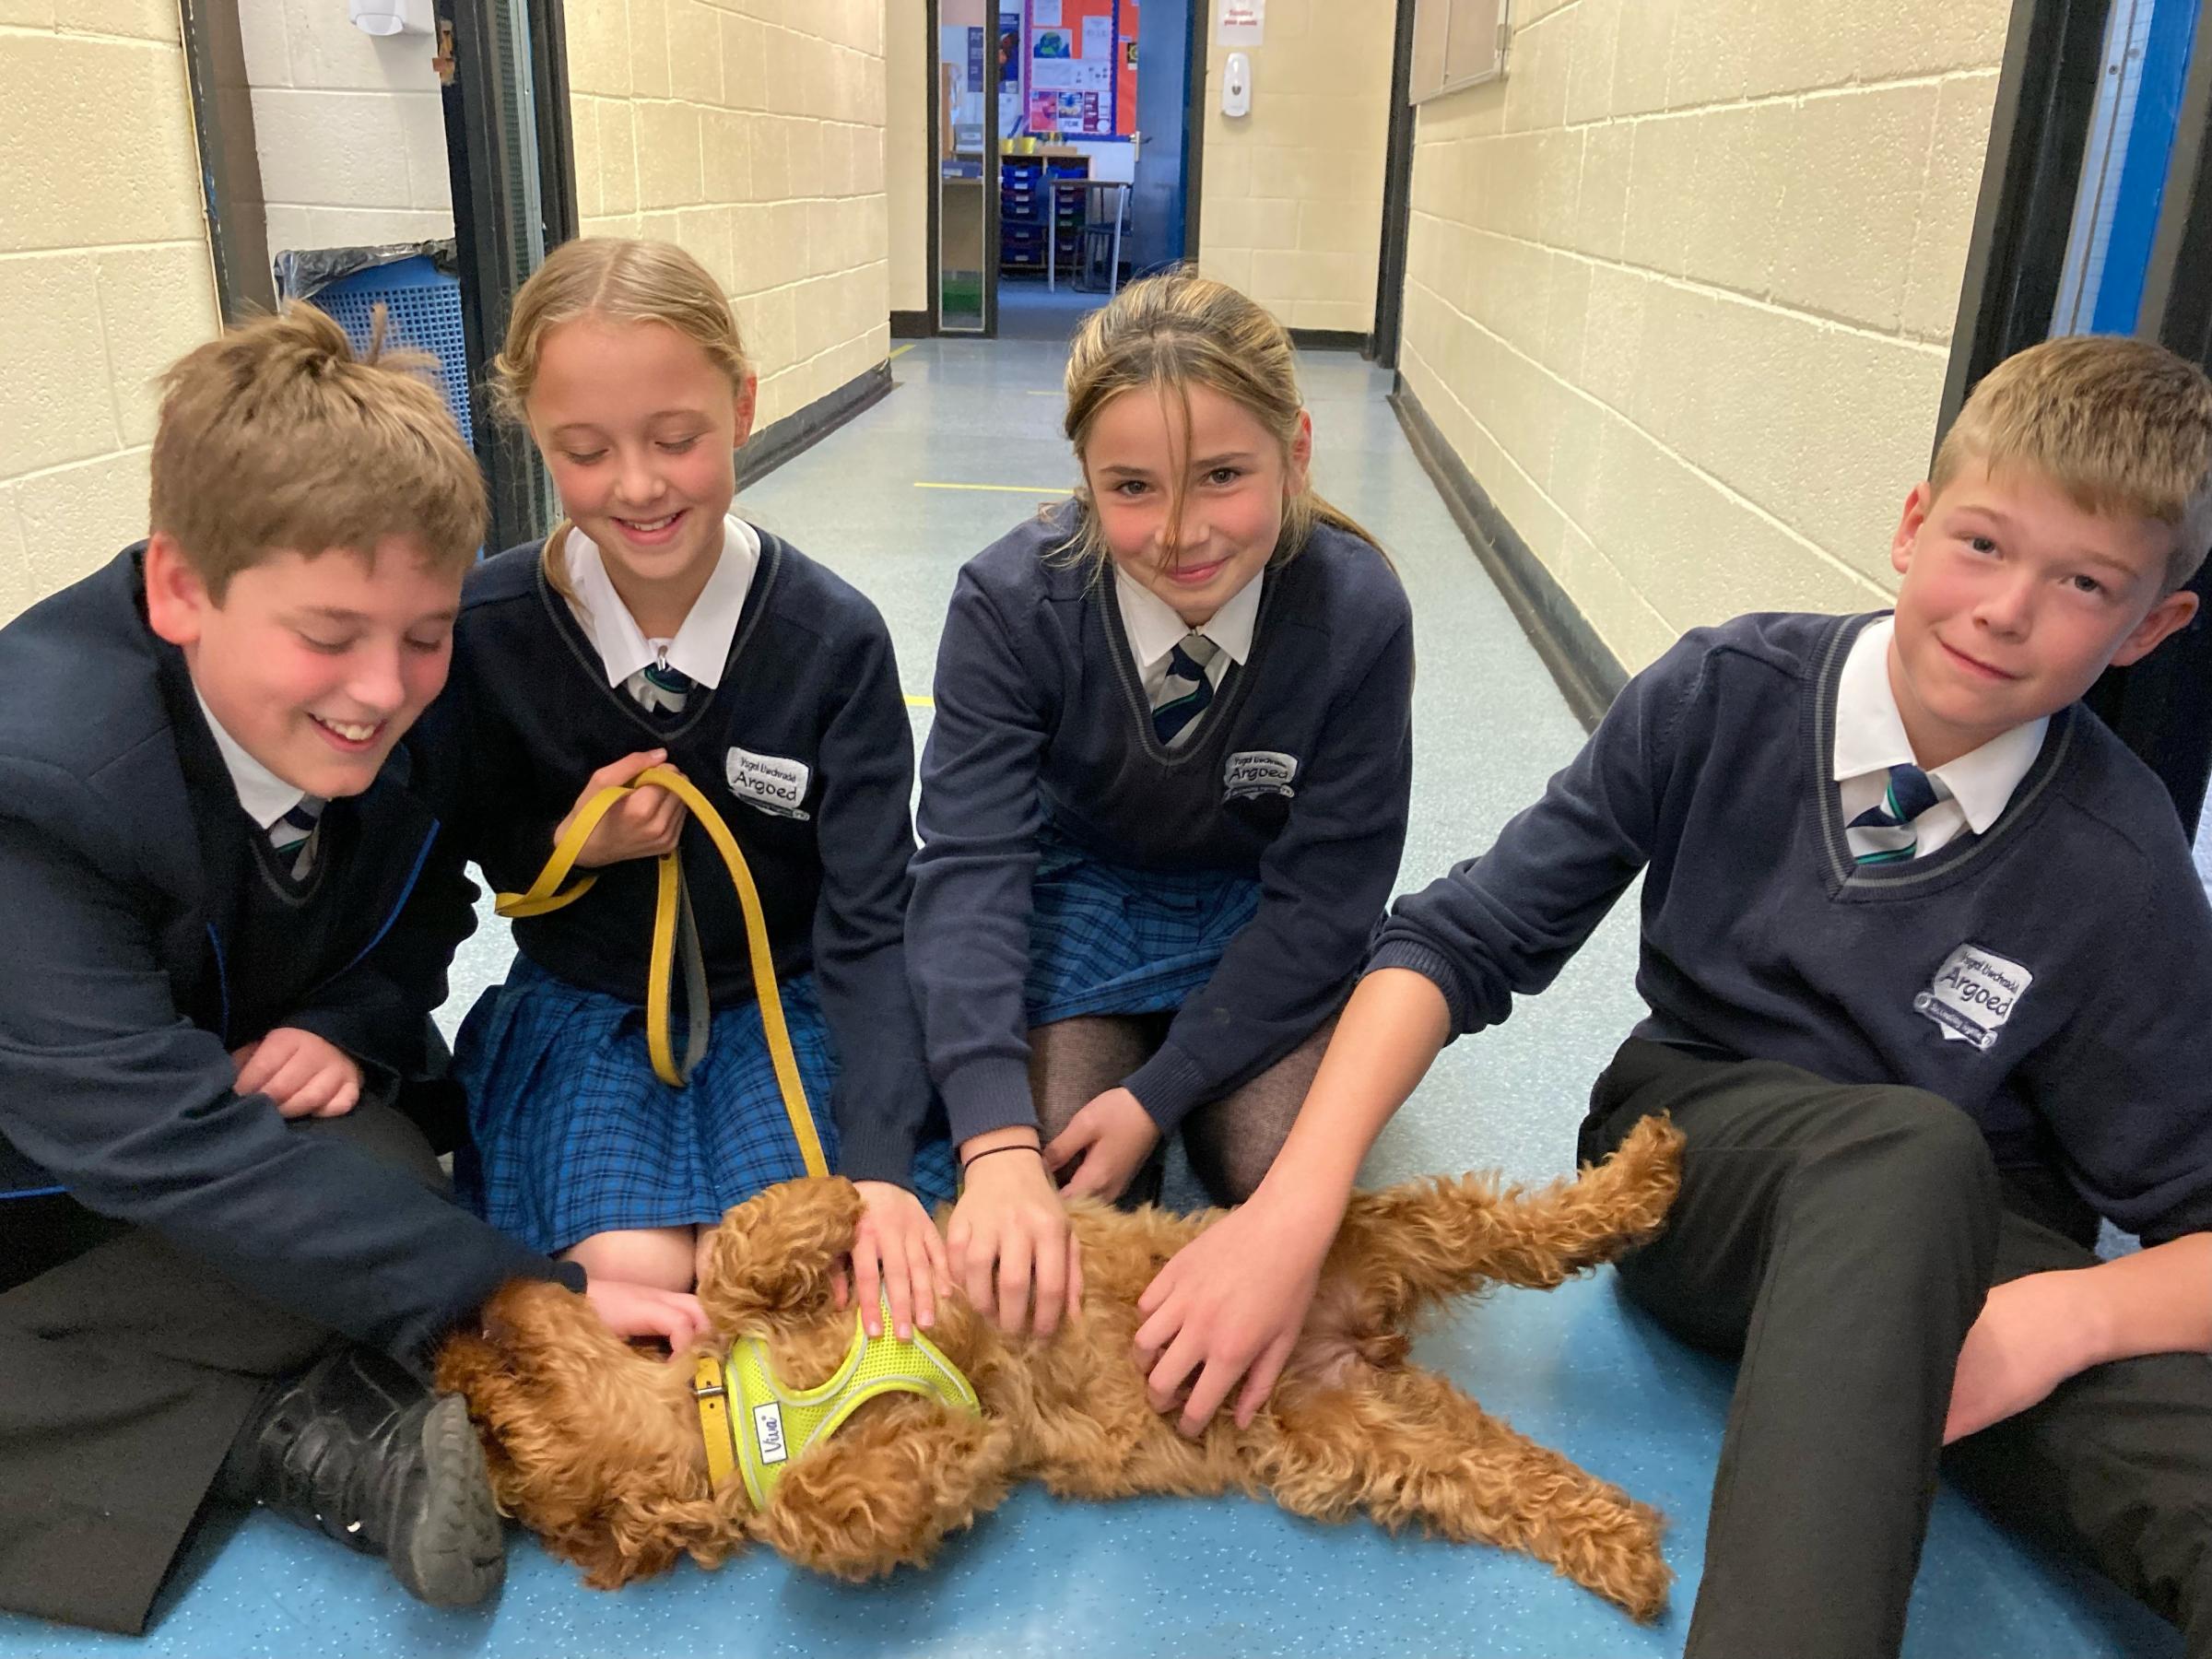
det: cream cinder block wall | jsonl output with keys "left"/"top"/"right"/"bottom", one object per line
{"left": 1, "top": 0, "right": 222, "bottom": 620}
{"left": 886, "top": 0, "right": 925, "bottom": 315}
{"left": 238, "top": 0, "right": 453, "bottom": 258}
{"left": 1197, "top": 0, "right": 1394, "bottom": 334}
{"left": 1400, "top": 0, "right": 2011, "bottom": 674}
{"left": 570, "top": 0, "right": 891, "bottom": 428}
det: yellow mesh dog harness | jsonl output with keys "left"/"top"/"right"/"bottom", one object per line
{"left": 693, "top": 1299, "right": 981, "bottom": 1509}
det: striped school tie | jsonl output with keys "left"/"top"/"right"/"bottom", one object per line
{"left": 1847, "top": 763, "right": 1941, "bottom": 865}
{"left": 271, "top": 797, "right": 325, "bottom": 878}
{"left": 629, "top": 659, "right": 696, "bottom": 717}
{"left": 1152, "top": 636, "right": 1219, "bottom": 747}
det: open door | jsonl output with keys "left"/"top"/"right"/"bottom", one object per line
{"left": 434, "top": 0, "right": 575, "bottom": 551}
{"left": 932, "top": 0, "right": 998, "bottom": 336}
{"left": 1946, "top": 0, "right": 2212, "bottom": 844}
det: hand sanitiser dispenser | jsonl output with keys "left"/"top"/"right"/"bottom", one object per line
{"left": 1223, "top": 51, "right": 1253, "bottom": 117}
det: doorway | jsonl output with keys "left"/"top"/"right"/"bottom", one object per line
{"left": 432, "top": 0, "right": 574, "bottom": 551}
{"left": 1946, "top": 0, "right": 2212, "bottom": 861}
{"left": 930, "top": 0, "right": 1203, "bottom": 342}
{"left": 934, "top": 0, "right": 997, "bottom": 335}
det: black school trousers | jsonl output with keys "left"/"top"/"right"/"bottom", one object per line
{"left": 0, "top": 1097, "right": 451, "bottom": 1635}
{"left": 1585, "top": 1037, "right": 2212, "bottom": 1659}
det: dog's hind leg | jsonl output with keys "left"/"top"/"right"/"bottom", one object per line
{"left": 696, "top": 1177, "right": 867, "bottom": 1333}
{"left": 1320, "top": 1114, "right": 1683, "bottom": 1325}
{"left": 1261, "top": 1368, "right": 1671, "bottom": 1622}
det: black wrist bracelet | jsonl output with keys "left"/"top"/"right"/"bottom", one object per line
{"left": 960, "top": 1142, "right": 1042, "bottom": 1172}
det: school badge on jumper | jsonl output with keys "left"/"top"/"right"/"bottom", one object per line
{"left": 1223, "top": 749, "right": 1299, "bottom": 801}
{"left": 1913, "top": 944, "right": 2032, "bottom": 1052}
{"left": 724, "top": 746, "right": 812, "bottom": 820}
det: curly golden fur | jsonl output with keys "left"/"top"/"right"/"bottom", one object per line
{"left": 436, "top": 1115, "right": 1684, "bottom": 1619}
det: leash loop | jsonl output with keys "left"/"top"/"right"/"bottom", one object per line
{"left": 495, "top": 763, "right": 827, "bottom": 1178}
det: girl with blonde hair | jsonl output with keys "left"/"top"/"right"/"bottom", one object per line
{"left": 416, "top": 239, "right": 953, "bottom": 1335}
{"left": 908, "top": 270, "right": 1414, "bottom": 1344}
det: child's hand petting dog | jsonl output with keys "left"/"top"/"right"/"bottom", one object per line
{"left": 1045, "top": 1087, "right": 1160, "bottom": 1202}
{"left": 560, "top": 748, "right": 687, "bottom": 867}
{"left": 1135, "top": 1187, "right": 1335, "bottom": 1434}
{"left": 230, "top": 1028, "right": 363, "bottom": 1119}
{"left": 582, "top": 1277, "right": 710, "bottom": 1353}
{"left": 947, "top": 1135, "right": 1084, "bottom": 1337}
{"left": 834, "top": 1181, "right": 952, "bottom": 1340}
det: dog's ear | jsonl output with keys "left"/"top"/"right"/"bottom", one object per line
{"left": 432, "top": 1278, "right": 580, "bottom": 1406}
{"left": 431, "top": 1323, "right": 541, "bottom": 1499}
{"left": 546, "top": 1503, "right": 688, "bottom": 1590}
{"left": 751, "top": 1394, "right": 1017, "bottom": 1581}
{"left": 432, "top": 1323, "right": 505, "bottom": 1403}
{"left": 471, "top": 1277, "right": 641, "bottom": 1367}
{"left": 549, "top": 1482, "right": 754, "bottom": 1590}
{"left": 698, "top": 1176, "right": 867, "bottom": 1331}
{"left": 546, "top": 1509, "right": 679, "bottom": 1590}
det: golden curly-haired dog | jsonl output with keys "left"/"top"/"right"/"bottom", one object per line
{"left": 436, "top": 1114, "right": 1682, "bottom": 1619}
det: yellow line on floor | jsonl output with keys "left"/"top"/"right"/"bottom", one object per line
{"left": 913, "top": 481, "right": 1071, "bottom": 494}
{"left": 888, "top": 343, "right": 916, "bottom": 360}
{"left": 903, "top": 694, "right": 935, "bottom": 708}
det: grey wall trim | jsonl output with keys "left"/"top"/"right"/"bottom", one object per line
{"left": 179, "top": 0, "right": 273, "bottom": 319}
{"left": 1389, "top": 374, "right": 1624, "bottom": 732}
{"left": 734, "top": 361, "right": 895, "bottom": 490}
{"left": 1288, "top": 327, "right": 1370, "bottom": 354}
{"left": 1371, "top": 0, "right": 1419, "bottom": 369}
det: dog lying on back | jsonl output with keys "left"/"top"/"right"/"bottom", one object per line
{"left": 437, "top": 1114, "right": 1684, "bottom": 1619}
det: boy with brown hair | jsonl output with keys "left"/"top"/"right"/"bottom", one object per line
{"left": 1129, "top": 334, "right": 2212, "bottom": 1656}
{"left": 0, "top": 307, "right": 703, "bottom": 1634}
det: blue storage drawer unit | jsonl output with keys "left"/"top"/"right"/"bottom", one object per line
{"left": 312, "top": 254, "right": 475, "bottom": 447}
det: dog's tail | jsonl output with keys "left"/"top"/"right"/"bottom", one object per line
{"left": 1324, "top": 1113, "right": 1683, "bottom": 1318}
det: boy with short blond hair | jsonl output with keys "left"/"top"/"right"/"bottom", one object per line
{"left": 1128, "top": 335, "right": 2212, "bottom": 1657}
{"left": 0, "top": 306, "right": 701, "bottom": 1635}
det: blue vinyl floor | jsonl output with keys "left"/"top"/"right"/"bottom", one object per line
{"left": 0, "top": 334, "right": 2181, "bottom": 1657}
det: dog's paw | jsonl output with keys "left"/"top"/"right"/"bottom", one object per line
{"left": 1607, "top": 1505, "right": 1673, "bottom": 1624}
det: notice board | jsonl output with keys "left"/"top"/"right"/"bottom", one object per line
{"left": 1026, "top": 0, "right": 1135, "bottom": 135}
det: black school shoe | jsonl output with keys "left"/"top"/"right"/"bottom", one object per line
{"left": 218, "top": 1346, "right": 504, "bottom": 1606}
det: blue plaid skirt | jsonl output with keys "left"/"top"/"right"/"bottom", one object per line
{"left": 1023, "top": 826, "right": 1263, "bottom": 1024}
{"left": 454, "top": 956, "right": 956, "bottom": 1256}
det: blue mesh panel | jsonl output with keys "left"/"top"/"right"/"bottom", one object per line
{"left": 314, "top": 256, "right": 475, "bottom": 446}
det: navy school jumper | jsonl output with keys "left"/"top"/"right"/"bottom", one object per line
{"left": 0, "top": 547, "right": 570, "bottom": 1371}
{"left": 1371, "top": 610, "right": 2212, "bottom": 1245}
{"left": 910, "top": 502, "right": 1416, "bottom": 1147}
{"left": 405, "top": 528, "right": 938, "bottom": 1186}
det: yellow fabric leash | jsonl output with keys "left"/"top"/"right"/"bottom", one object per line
{"left": 493, "top": 762, "right": 828, "bottom": 1180}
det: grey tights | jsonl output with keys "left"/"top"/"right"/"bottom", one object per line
{"left": 1027, "top": 1013, "right": 1337, "bottom": 1206}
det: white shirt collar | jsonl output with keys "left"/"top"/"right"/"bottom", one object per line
{"left": 194, "top": 690, "right": 307, "bottom": 830}
{"left": 1832, "top": 615, "right": 2047, "bottom": 835}
{"left": 1112, "top": 564, "right": 1264, "bottom": 672}
{"left": 565, "top": 516, "right": 759, "bottom": 690}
